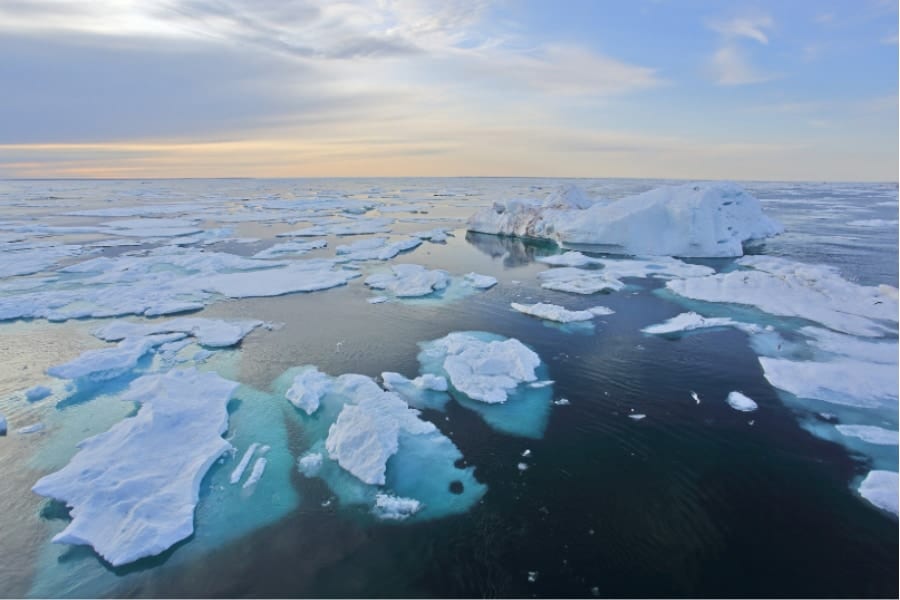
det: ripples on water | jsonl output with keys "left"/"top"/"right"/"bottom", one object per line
{"left": 0, "top": 178, "right": 896, "bottom": 598}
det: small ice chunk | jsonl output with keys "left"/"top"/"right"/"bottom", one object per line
{"left": 17, "top": 422, "right": 45, "bottom": 434}
{"left": 242, "top": 457, "right": 268, "bottom": 489}
{"left": 690, "top": 391, "right": 701, "bottom": 404}
{"left": 367, "top": 296, "right": 388, "bottom": 304}
{"left": 529, "top": 380, "right": 554, "bottom": 389}
{"left": 538, "top": 252, "right": 601, "bottom": 267}
{"left": 297, "top": 452, "right": 323, "bottom": 477}
{"left": 517, "top": 462, "right": 529, "bottom": 471}
{"left": 286, "top": 367, "right": 332, "bottom": 415}
{"left": 364, "top": 264, "right": 450, "bottom": 298}
{"left": 628, "top": 414, "right": 646, "bottom": 420}
{"left": 463, "top": 272, "right": 498, "bottom": 289}
{"left": 589, "top": 306, "right": 615, "bottom": 316}
{"left": 553, "top": 398, "right": 570, "bottom": 406}
{"left": 835, "top": 425, "right": 897, "bottom": 446}
{"left": 372, "top": 493, "right": 422, "bottom": 520}
{"left": 230, "top": 443, "right": 260, "bottom": 484}
{"left": 521, "top": 449, "right": 532, "bottom": 457}
{"left": 511, "top": 302, "right": 597, "bottom": 323}
{"left": 253, "top": 239, "right": 326, "bottom": 259}
{"left": 726, "top": 391, "right": 758, "bottom": 412}
{"left": 858, "top": 470, "right": 899, "bottom": 516}
{"left": 25, "top": 385, "right": 52, "bottom": 402}
{"left": 527, "top": 571, "right": 539, "bottom": 583}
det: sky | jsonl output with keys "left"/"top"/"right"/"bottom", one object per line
{"left": 0, "top": 0, "right": 897, "bottom": 180}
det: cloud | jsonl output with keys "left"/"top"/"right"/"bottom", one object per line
{"left": 708, "top": 14, "right": 773, "bottom": 45}
{"left": 710, "top": 45, "right": 775, "bottom": 85}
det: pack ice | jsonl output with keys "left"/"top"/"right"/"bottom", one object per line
{"left": 31, "top": 369, "right": 239, "bottom": 567}
{"left": 467, "top": 182, "right": 782, "bottom": 257}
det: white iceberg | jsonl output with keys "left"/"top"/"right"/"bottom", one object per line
{"left": 364, "top": 264, "right": 450, "bottom": 298}
{"left": 858, "top": 470, "right": 899, "bottom": 516}
{"left": 31, "top": 369, "right": 238, "bottom": 567}
{"left": 285, "top": 367, "right": 332, "bottom": 415}
{"left": 511, "top": 302, "right": 609, "bottom": 323}
{"left": 726, "top": 391, "right": 758, "bottom": 412}
{"left": 371, "top": 493, "right": 422, "bottom": 520}
{"left": 642, "top": 312, "right": 762, "bottom": 335}
{"left": 467, "top": 182, "right": 782, "bottom": 257}
{"left": 666, "top": 256, "right": 898, "bottom": 337}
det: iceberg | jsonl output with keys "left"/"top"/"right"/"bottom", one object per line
{"left": 285, "top": 366, "right": 332, "bottom": 415}
{"left": 31, "top": 369, "right": 238, "bottom": 567}
{"left": 858, "top": 470, "right": 899, "bottom": 516}
{"left": 642, "top": 312, "right": 762, "bottom": 335}
{"left": 467, "top": 182, "right": 782, "bottom": 257}
{"left": 666, "top": 256, "right": 898, "bottom": 337}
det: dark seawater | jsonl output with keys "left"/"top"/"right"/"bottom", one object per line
{"left": 0, "top": 178, "right": 896, "bottom": 598}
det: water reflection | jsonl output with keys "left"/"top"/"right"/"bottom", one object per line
{"left": 464, "top": 231, "right": 556, "bottom": 267}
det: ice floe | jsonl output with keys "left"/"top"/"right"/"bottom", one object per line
{"left": 665, "top": 256, "right": 898, "bottom": 337}
{"left": 758, "top": 357, "right": 896, "bottom": 409}
{"left": 285, "top": 367, "right": 331, "bottom": 415}
{"left": 372, "top": 493, "right": 422, "bottom": 520}
{"left": 230, "top": 443, "right": 261, "bottom": 484}
{"left": 538, "top": 267, "right": 625, "bottom": 294}
{"left": 642, "top": 312, "right": 762, "bottom": 335}
{"left": 463, "top": 272, "right": 498, "bottom": 289}
{"left": 47, "top": 334, "right": 185, "bottom": 382}
{"left": 252, "top": 240, "right": 327, "bottom": 259}
{"left": 467, "top": 182, "right": 782, "bottom": 257}
{"left": 278, "top": 217, "right": 393, "bottom": 237}
{"left": 31, "top": 369, "right": 238, "bottom": 566}
{"left": 334, "top": 236, "right": 422, "bottom": 262}
{"left": 511, "top": 302, "right": 607, "bottom": 323}
{"left": 538, "top": 252, "right": 714, "bottom": 280}
{"left": 726, "top": 391, "right": 758, "bottom": 412}
{"left": 365, "top": 264, "right": 450, "bottom": 298}
{"left": 94, "top": 317, "right": 263, "bottom": 348}
{"left": 836, "top": 425, "right": 897, "bottom": 446}
{"left": 202, "top": 261, "right": 359, "bottom": 298}
{"left": 25, "top": 385, "right": 53, "bottom": 402}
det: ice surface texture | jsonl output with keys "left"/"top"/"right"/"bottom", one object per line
{"left": 31, "top": 369, "right": 238, "bottom": 567}
{"left": 467, "top": 182, "right": 783, "bottom": 257}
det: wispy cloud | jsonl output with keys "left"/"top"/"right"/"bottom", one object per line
{"left": 707, "top": 13, "right": 775, "bottom": 86}
{"left": 708, "top": 14, "right": 773, "bottom": 44}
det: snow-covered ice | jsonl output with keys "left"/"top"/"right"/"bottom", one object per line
{"left": 511, "top": 302, "right": 605, "bottom": 323}
{"left": 252, "top": 240, "right": 326, "bottom": 259}
{"left": 758, "top": 357, "right": 896, "bottom": 409}
{"left": 31, "top": 369, "right": 238, "bottom": 566}
{"left": 835, "top": 425, "right": 897, "bottom": 446}
{"left": 364, "top": 264, "right": 450, "bottom": 298}
{"left": 285, "top": 367, "right": 332, "bottom": 415}
{"left": 726, "top": 391, "right": 758, "bottom": 412}
{"left": 642, "top": 312, "right": 762, "bottom": 335}
{"left": 202, "top": 261, "right": 359, "bottom": 298}
{"left": 372, "top": 493, "right": 422, "bottom": 520}
{"left": 467, "top": 182, "right": 782, "bottom": 257}
{"left": 858, "top": 470, "right": 899, "bottom": 516}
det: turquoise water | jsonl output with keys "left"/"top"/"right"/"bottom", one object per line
{"left": 0, "top": 178, "right": 896, "bottom": 598}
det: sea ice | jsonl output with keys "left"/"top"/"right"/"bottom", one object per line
{"left": 835, "top": 425, "right": 897, "bottom": 446}
{"left": 858, "top": 470, "right": 899, "bottom": 516}
{"left": 758, "top": 357, "right": 896, "bottom": 408}
{"left": 371, "top": 493, "right": 422, "bottom": 520}
{"left": 511, "top": 302, "right": 602, "bottom": 323}
{"left": 47, "top": 334, "right": 185, "bottom": 382}
{"left": 285, "top": 367, "right": 332, "bottom": 415}
{"left": 463, "top": 272, "right": 498, "bottom": 289}
{"left": 297, "top": 452, "right": 323, "bottom": 477}
{"left": 230, "top": 443, "right": 260, "bottom": 484}
{"left": 242, "top": 457, "right": 268, "bottom": 489}
{"left": 364, "top": 264, "right": 450, "bottom": 298}
{"left": 539, "top": 252, "right": 714, "bottom": 280}
{"left": 202, "top": 262, "right": 359, "bottom": 298}
{"left": 538, "top": 267, "right": 625, "bottom": 294}
{"left": 31, "top": 369, "right": 238, "bottom": 566}
{"left": 467, "top": 182, "right": 782, "bottom": 257}
{"left": 278, "top": 217, "right": 393, "bottom": 237}
{"left": 726, "top": 391, "right": 758, "bottom": 412}
{"left": 252, "top": 240, "right": 327, "bottom": 259}
{"left": 18, "top": 422, "right": 45, "bottom": 434}
{"left": 666, "top": 256, "right": 898, "bottom": 337}
{"left": 367, "top": 296, "right": 388, "bottom": 304}
{"left": 26, "top": 385, "right": 53, "bottom": 402}
{"left": 94, "top": 317, "right": 263, "bottom": 348}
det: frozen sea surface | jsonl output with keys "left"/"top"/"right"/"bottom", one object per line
{"left": 0, "top": 177, "right": 896, "bottom": 598}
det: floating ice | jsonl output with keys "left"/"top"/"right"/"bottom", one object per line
{"left": 297, "top": 452, "right": 323, "bottom": 477}
{"left": 554, "top": 398, "right": 570, "bottom": 406}
{"left": 0, "top": 244, "right": 90, "bottom": 278}
{"left": 463, "top": 272, "right": 498, "bottom": 289}
{"left": 202, "top": 261, "right": 359, "bottom": 298}
{"left": 538, "top": 267, "right": 625, "bottom": 294}
{"left": 468, "top": 182, "right": 782, "bottom": 257}
{"left": 31, "top": 369, "right": 238, "bottom": 567}
{"left": 230, "top": 443, "right": 260, "bottom": 484}
{"left": 278, "top": 217, "right": 393, "bottom": 237}
{"left": 836, "top": 425, "right": 897, "bottom": 446}
{"left": 858, "top": 470, "right": 899, "bottom": 516}
{"left": 285, "top": 367, "right": 331, "bottom": 415}
{"left": 372, "top": 493, "right": 422, "bottom": 520}
{"left": 666, "top": 256, "right": 898, "bottom": 337}
{"left": 334, "top": 236, "right": 422, "bottom": 262}
{"left": 242, "top": 457, "right": 267, "bottom": 489}
{"left": 252, "top": 240, "right": 327, "bottom": 259}
{"left": 726, "top": 391, "right": 758, "bottom": 412}
{"left": 94, "top": 317, "right": 262, "bottom": 348}
{"left": 628, "top": 414, "right": 646, "bottom": 420}
{"left": 511, "top": 302, "right": 605, "bottom": 323}
{"left": 18, "top": 422, "right": 45, "bottom": 434}
{"left": 26, "top": 385, "right": 53, "bottom": 402}
{"left": 642, "top": 312, "right": 762, "bottom": 335}
{"left": 517, "top": 462, "right": 529, "bottom": 471}
{"left": 758, "top": 357, "right": 896, "bottom": 409}
{"left": 413, "top": 228, "right": 451, "bottom": 243}
{"left": 418, "top": 332, "right": 553, "bottom": 438}
{"left": 365, "top": 264, "right": 450, "bottom": 298}
{"left": 381, "top": 371, "right": 450, "bottom": 411}
{"left": 801, "top": 327, "right": 898, "bottom": 364}
{"left": 367, "top": 296, "right": 388, "bottom": 304}
{"left": 47, "top": 333, "right": 184, "bottom": 382}
{"left": 539, "top": 252, "right": 714, "bottom": 281}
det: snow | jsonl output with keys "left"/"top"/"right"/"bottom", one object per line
{"left": 47, "top": 334, "right": 185, "bottom": 382}
{"left": 642, "top": 312, "right": 761, "bottom": 335}
{"left": 372, "top": 493, "right": 422, "bottom": 520}
{"left": 202, "top": 262, "right": 359, "bottom": 298}
{"left": 230, "top": 443, "right": 260, "bottom": 484}
{"left": 858, "top": 470, "right": 899, "bottom": 516}
{"left": 666, "top": 256, "right": 898, "bottom": 337}
{"left": 726, "top": 391, "right": 758, "bottom": 412}
{"left": 242, "top": 457, "right": 267, "bottom": 489}
{"left": 467, "top": 182, "right": 782, "bottom": 257}
{"left": 511, "top": 302, "right": 603, "bottom": 323}
{"left": 94, "top": 317, "right": 262, "bottom": 348}
{"left": 463, "top": 272, "right": 498, "bottom": 289}
{"left": 364, "top": 264, "right": 450, "bottom": 298}
{"left": 297, "top": 452, "right": 323, "bottom": 477}
{"left": 26, "top": 385, "right": 53, "bottom": 402}
{"left": 758, "top": 357, "right": 896, "bottom": 409}
{"left": 538, "top": 267, "right": 625, "bottom": 294}
{"left": 285, "top": 367, "right": 332, "bottom": 415}
{"left": 31, "top": 369, "right": 238, "bottom": 567}
{"left": 835, "top": 425, "right": 897, "bottom": 445}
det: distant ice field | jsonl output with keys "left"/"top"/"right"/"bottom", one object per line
{"left": 0, "top": 177, "right": 896, "bottom": 598}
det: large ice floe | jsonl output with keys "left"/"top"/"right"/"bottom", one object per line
{"left": 274, "top": 367, "right": 485, "bottom": 520}
{"left": 511, "top": 302, "right": 613, "bottom": 324}
{"left": 31, "top": 369, "right": 239, "bottom": 566}
{"left": 417, "top": 332, "right": 555, "bottom": 438}
{"left": 364, "top": 264, "right": 449, "bottom": 298}
{"left": 467, "top": 182, "right": 783, "bottom": 257}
